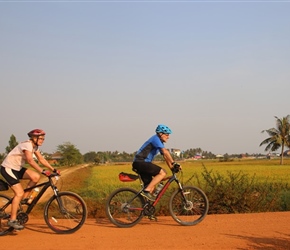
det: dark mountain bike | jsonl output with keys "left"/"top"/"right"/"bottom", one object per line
{"left": 106, "top": 168, "right": 209, "bottom": 228}
{"left": 0, "top": 172, "right": 87, "bottom": 236}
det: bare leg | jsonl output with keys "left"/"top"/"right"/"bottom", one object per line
{"left": 10, "top": 184, "right": 24, "bottom": 220}
{"left": 22, "top": 169, "right": 40, "bottom": 199}
{"left": 144, "top": 169, "right": 166, "bottom": 193}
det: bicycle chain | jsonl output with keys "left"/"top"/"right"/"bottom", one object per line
{"left": 143, "top": 203, "right": 155, "bottom": 216}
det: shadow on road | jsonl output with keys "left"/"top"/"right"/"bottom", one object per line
{"left": 225, "top": 232, "right": 290, "bottom": 250}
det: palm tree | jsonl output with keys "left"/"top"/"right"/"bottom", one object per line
{"left": 260, "top": 115, "right": 290, "bottom": 165}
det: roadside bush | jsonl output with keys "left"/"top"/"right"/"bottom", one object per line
{"left": 185, "top": 165, "right": 290, "bottom": 214}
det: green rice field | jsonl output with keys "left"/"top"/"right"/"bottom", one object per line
{"left": 2, "top": 158, "right": 290, "bottom": 218}
{"left": 74, "top": 158, "right": 290, "bottom": 217}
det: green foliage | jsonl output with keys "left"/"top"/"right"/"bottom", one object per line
{"left": 260, "top": 115, "right": 290, "bottom": 164}
{"left": 185, "top": 165, "right": 290, "bottom": 214}
{"left": 57, "top": 142, "right": 83, "bottom": 166}
{"left": 182, "top": 148, "right": 215, "bottom": 159}
{"left": 218, "top": 153, "right": 234, "bottom": 162}
{"left": 5, "top": 134, "right": 18, "bottom": 154}
{"left": 83, "top": 151, "right": 99, "bottom": 164}
{"left": 0, "top": 153, "right": 5, "bottom": 162}
{"left": 83, "top": 151, "right": 135, "bottom": 163}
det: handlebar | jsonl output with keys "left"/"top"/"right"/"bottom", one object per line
{"left": 49, "top": 172, "right": 60, "bottom": 178}
{"left": 171, "top": 165, "right": 181, "bottom": 174}
{"left": 42, "top": 169, "right": 61, "bottom": 178}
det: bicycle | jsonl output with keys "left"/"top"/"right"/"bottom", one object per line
{"left": 105, "top": 167, "right": 209, "bottom": 228}
{"left": 0, "top": 172, "right": 87, "bottom": 236}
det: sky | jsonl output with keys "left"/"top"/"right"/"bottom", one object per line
{"left": 1, "top": 0, "right": 290, "bottom": 155}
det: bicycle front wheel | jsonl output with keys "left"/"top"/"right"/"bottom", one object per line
{"left": 169, "top": 186, "right": 209, "bottom": 226}
{"left": 0, "top": 194, "right": 14, "bottom": 236}
{"left": 44, "top": 191, "right": 87, "bottom": 234}
{"left": 106, "top": 187, "right": 145, "bottom": 228}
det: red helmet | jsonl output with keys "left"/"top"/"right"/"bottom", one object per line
{"left": 27, "top": 129, "right": 46, "bottom": 137}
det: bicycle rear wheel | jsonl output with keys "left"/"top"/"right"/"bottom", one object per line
{"left": 106, "top": 187, "right": 145, "bottom": 228}
{"left": 169, "top": 186, "right": 209, "bottom": 226}
{"left": 0, "top": 194, "right": 13, "bottom": 236}
{"left": 44, "top": 191, "right": 87, "bottom": 234}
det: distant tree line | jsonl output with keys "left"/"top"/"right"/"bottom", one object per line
{"left": 0, "top": 136, "right": 218, "bottom": 166}
{"left": 1, "top": 115, "right": 290, "bottom": 166}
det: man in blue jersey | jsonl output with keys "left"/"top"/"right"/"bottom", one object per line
{"left": 132, "top": 124, "right": 181, "bottom": 201}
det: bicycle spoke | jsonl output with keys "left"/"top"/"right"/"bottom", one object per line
{"left": 44, "top": 192, "right": 87, "bottom": 234}
{"left": 169, "top": 186, "right": 209, "bottom": 226}
{"left": 106, "top": 188, "right": 145, "bottom": 228}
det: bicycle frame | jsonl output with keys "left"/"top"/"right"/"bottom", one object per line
{"left": 23, "top": 175, "right": 60, "bottom": 214}
{"left": 128, "top": 172, "right": 182, "bottom": 212}
{"left": 3, "top": 174, "right": 60, "bottom": 215}
{"left": 152, "top": 173, "right": 182, "bottom": 206}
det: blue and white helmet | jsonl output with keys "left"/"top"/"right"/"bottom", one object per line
{"left": 155, "top": 124, "right": 172, "bottom": 134}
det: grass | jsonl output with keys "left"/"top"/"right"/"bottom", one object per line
{"left": 75, "top": 158, "right": 290, "bottom": 217}
{"left": 2, "top": 158, "right": 290, "bottom": 218}
{"left": 181, "top": 159, "right": 290, "bottom": 184}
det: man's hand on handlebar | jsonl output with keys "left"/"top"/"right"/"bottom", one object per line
{"left": 171, "top": 162, "right": 182, "bottom": 173}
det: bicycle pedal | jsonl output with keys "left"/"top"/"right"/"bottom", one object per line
{"left": 147, "top": 215, "right": 157, "bottom": 221}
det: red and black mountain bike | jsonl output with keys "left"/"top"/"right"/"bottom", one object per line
{"left": 106, "top": 168, "right": 209, "bottom": 228}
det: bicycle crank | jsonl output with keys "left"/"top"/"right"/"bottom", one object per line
{"left": 143, "top": 203, "right": 155, "bottom": 216}
{"left": 17, "top": 212, "right": 29, "bottom": 225}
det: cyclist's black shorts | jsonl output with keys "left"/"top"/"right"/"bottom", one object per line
{"left": 132, "top": 161, "right": 162, "bottom": 187}
{"left": 0, "top": 166, "right": 27, "bottom": 186}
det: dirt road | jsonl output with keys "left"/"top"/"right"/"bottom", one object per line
{"left": 1, "top": 212, "right": 289, "bottom": 250}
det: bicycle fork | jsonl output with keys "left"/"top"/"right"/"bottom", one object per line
{"left": 175, "top": 181, "right": 190, "bottom": 201}
{"left": 53, "top": 190, "right": 68, "bottom": 215}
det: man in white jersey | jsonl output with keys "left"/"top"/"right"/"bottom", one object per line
{"left": 1, "top": 129, "right": 60, "bottom": 230}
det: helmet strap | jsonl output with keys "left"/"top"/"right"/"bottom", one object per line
{"left": 30, "top": 137, "right": 40, "bottom": 147}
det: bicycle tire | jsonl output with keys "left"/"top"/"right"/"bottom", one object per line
{"left": 106, "top": 187, "right": 145, "bottom": 228}
{"left": 169, "top": 186, "right": 209, "bottom": 226}
{"left": 44, "top": 191, "right": 87, "bottom": 234}
{"left": 0, "top": 194, "right": 14, "bottom": 236}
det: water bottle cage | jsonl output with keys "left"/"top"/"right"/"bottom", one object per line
{"left": 153, "top": 183, "right": 164, "bottom": 196}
